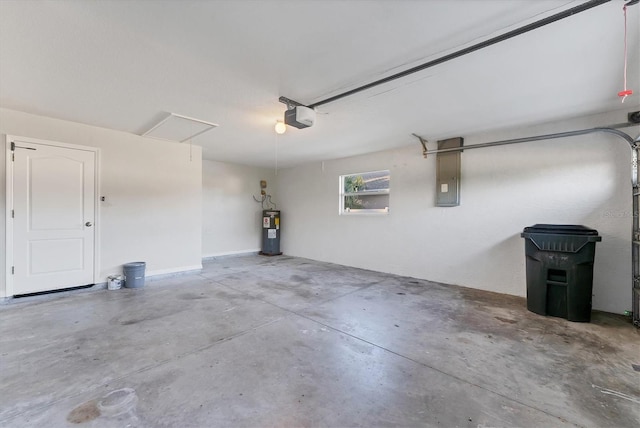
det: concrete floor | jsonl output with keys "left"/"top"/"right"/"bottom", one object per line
{"left": 0, "top": 255, "right": 638, "bottom": 428}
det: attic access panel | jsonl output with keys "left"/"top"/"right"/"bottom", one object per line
{"left": 142, "top": 113, "right": 218, "bottom": 143}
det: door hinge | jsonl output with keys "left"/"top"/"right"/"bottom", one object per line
{"left": 11, "top": 266, "right": 14, "bottom": 275}
{"left": 11, "top": 209, "right": 14, "bottom": 218}
{"left": 10, "top": 142, "right": 36, "bottom": 157}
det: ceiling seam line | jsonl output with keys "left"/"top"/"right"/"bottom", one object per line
{"left": 301, "top": 0, "right": 611, "bottom": 109}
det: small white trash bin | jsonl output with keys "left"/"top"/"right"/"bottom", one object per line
{"left": 107, "top": 275, "right": 123, "bottom": 290}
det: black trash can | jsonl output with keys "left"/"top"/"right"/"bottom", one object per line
{"left": 521, "top": 225, "right": 601, "bottom": 322}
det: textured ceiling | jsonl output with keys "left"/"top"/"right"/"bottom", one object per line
{"left": 0, "top": 0, "right": 637, "bottom": 168}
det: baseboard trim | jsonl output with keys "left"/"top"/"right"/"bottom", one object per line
{"left": 0, "top": 265, "right": 204, "bottom": 304}
{"left": 146, "top": 264, "right": 203, "bottom": 278}
{"left": 145, "top": 265, "right": 203, "bottom": 282}
{"left": 202, "top": 250, "right": 260, "bottom": 260}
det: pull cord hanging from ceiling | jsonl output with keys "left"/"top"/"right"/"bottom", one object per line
{"left": 618, "top": 1, "right": 636, "bottom": 102}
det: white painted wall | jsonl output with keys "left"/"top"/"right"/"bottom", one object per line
{"left": 276, "top": 109, "right": 635, "bottom": 314}
{"left": 202, "top": 160, "right": 277, "bottom": 257}
{"left": 0, "top": 134, "right": 4, "bottom": 295}
{"left": 0, "top": 108, "right": 202, "bottom": 298}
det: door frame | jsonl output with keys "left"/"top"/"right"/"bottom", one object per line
{"left": 5, "top": 135, "right": 100, "bottom": 296}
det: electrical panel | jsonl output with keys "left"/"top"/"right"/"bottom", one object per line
{"left": 436, "top": 137, "right": 463, "bottom": 207}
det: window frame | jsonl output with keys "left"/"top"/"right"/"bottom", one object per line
{"left": 339, "top": 169, "right": 390, "bottom": 215}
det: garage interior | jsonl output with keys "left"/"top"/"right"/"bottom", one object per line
{"left": 0, "top": 1, "right": 639, "bottom": 427}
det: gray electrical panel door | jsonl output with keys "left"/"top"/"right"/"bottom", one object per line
{"left": 436, "top": 137, "right": 463, "bottom": 206}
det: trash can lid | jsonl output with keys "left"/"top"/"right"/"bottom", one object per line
{"left": 522, "top": 224, "right": 599, "bottom": 236}
{"left": 124, "top": 262, "right": 146, "bottom": 268}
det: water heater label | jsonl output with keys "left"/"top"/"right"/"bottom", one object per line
{"left": 275, "top": 217, "right": 280, "bottom": 229}
{"left": 268, "top": 229, "right": 277, "bottom": 239}
{"left": 263, "top": 217, "right": 270, "bottom": 228}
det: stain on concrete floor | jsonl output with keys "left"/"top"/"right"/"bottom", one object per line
{"left": 0, "top": 255, "right": 638, "bottom": 427}
{"left": 67, "top": 400, "right": 100, "bottom": 424}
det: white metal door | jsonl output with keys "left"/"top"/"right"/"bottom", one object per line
{"left": 11, "top": 139, "right": 96, "bottom": 295}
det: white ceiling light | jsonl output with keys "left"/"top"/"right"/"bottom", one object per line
{"left": 142, "top": 113, "right": 218, "bottom": 143}
{"left": 275, "top": 121, "right": 286, "bottom": 134}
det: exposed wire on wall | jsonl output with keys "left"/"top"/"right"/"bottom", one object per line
{"left": 252, "top": 193, "right": 277, "bottom": 209}
{"left": 266, "top": 195, "right": 277, "bottom": 209}
{"left": 252, "top": 179, "right": 277, "bottom": 210}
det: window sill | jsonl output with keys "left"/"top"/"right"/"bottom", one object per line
{"left": 340, "top": 209, "right": 389, "bottom": 216}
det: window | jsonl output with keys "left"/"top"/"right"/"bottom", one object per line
{"left": 339, "top": 170, "right": 390, "bottom": 214}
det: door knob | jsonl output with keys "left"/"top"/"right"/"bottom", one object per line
{"left": 85, "top": 222, "right": 93, "bottom": 227}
